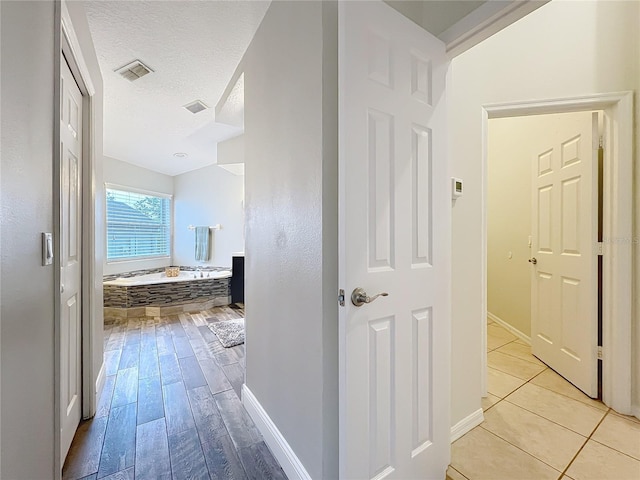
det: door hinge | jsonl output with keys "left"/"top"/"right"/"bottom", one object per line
{"left": 596, "top": 242, "right": 604, "bottom": 256}
{"left": 597, "top": 346, "right": 603, "bottom": 360}
{"left": 338, "top": 289, "right": 345, "bottom": 307}
{"left": 599, "top": 136, "right": 604, "bottom": 149}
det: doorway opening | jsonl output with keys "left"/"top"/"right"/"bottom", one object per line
{"left": 479, "top": 93, "right": 633, "bottom": 415}
{"left": 486, "top": 110, "right": 603, "bottom": 400}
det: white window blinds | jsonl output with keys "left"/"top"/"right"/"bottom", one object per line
{"left": 106, "top": 187, "right": 171, "bottom": 261}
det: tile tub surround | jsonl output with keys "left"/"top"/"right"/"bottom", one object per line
{"left": 104, "top": 268, "right": 231, "bottom": 317}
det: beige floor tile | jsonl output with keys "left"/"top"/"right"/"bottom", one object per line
{"left": 446, "top": 466, "right": 468, "bottom": 480}
{"left": 451, "top": 427, "right": 560, "bottom": 480}
{"left": 515, "top": 338, "right": 529, "bottom": 346}
{"left": 530, "top": 369, "right": 607, "bottom": 411}
{"left": 506, "top": 383, "right": 607, "bottom": 436}
{"left": 611, "top": 410, "right": 640, "bottom": 424}
{"left": 591, "top": 412, "right": 640, "bottom": 460}
{"left": 482, "top": 393, "right": 501, "bottom": 411}
{"left": 487, "top": 334, "right": 513, "bottom": 351}
{"left": 488, "top": 324, "right": 517, "bottom": 340}
{"left": 496, "top": 341, "right": 545, "bottom": 366}
{"left": 566, "top": 440, "right": 640, "bottom": 480}
{"left": 482, "top": 401, "right": 587, "bottom": 471}
{"left": 487, "top": 367, "right": 527, "bottom": 398}
{"left": 488, "top": 351, "right": 546, "bottom": 380}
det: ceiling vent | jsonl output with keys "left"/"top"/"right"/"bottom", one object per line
{"left": 115, "top": 60, "right": 153, "bottom": 81}
{"left": 183, "top": 100, "right": 209, "bottom": 114}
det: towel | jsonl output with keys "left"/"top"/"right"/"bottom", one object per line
{"left": 194, "top": 226, "right": 210, "bottom": 261}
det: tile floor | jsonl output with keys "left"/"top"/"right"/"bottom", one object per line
{"left": 62, "top": 305, "right": 288, "bottom": 480}
{"left": 448, "top": 318, "right": 640, "bottom": 480}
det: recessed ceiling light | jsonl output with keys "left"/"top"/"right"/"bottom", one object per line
{"left": 115, "top": 60, "right": 153, "bottom": 81}
{"left": 173, "top": 152, "right": 188, "bottom": 158}
{"left": 183, "top": 100, "right": 209, "bottom": 114}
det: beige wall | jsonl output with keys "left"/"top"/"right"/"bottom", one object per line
{"left": 487, "top": 111, "right": 593, "bottom": 338}
{"left": 487, "top": 116, "right": 533, "bottom": 336}
{"left": 450, "top": 0, "right": 640, "bottom": 426}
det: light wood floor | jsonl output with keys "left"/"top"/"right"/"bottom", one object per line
{"left": 63, "top": 305, "right": 288, "bottom": 480}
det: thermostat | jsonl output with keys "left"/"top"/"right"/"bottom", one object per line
{"left": 451, "top": 177, "right": 463, "bottom": 199}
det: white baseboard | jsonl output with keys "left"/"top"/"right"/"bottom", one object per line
{"left": 488, "top": 312, "right": 531, "bottom": 344}
{"left": 92, "top": 362, "right": 106, "bottom": 418}
{"left": 242, "top": 385, "right": 311, "bottom": 480}
{"left": 450, "top": 408, "right": 484, "bottom": 443}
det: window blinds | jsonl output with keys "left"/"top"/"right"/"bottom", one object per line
{"left": 106, "top": 187, "right": 171, "bottom": 261}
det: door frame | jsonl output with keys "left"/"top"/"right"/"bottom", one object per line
{"left": 480, "top": 92, "right": 633, "bottom": 414}
{"left": 54, "top": 1, "right": 98, "bottom": 474}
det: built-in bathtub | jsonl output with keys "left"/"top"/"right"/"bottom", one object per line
{"left": 103, "top": 267, "right": 232, "bottom": 318}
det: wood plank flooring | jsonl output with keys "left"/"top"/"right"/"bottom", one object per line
{"left": 63, "top": 305, "right": 287, "bottom": 480}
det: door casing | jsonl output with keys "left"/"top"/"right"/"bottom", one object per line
{"left": 480, "top": 92, "right": 633, "bottom": 415}
{"left": 54, "top": 1, "right": 99, "bottom": 476}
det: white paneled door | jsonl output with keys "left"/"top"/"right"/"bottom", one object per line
{"left": 60, "top": 57, "right": 83, "bottom": 462}
{"left": 531, "top": 111, "right": 599, "bottom": 397}
{"left": 339, "top": 2, "right": 450, "bottom": 479}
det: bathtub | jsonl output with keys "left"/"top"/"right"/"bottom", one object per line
{"left": 103, "top": 269, "right": 231, "bottom": 287}
{"left": 103, "top": 267, "right": 232, "bottom": 316}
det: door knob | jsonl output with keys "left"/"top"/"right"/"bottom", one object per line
{"left": 351, "top": 287, "right": 388, "bottom": 307}
{"left": 528, "top": 257, "right": 537, "bottom": 265}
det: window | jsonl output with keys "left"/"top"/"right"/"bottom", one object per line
{"left": 106, "top": 186, "right": 171, "bottom": 261}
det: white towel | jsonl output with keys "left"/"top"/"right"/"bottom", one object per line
{"left": 194, "top": 226, "right": 210, "bottom": 261}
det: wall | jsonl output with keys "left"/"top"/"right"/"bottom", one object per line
{"left": 242, "top": 1, "right": 338, "bottom": 478}
{"left": 103, "top": 156, "right": 173, "bottom": 275}
{"left": 1, "top": 2, "right": 56, "bottom": 477}
{"left": 487, "top": 116, "right": 532, "bottom": 336}
{"left": 1, "top": 2, "right": 105, "bottom": 477}
{"left": 450, "top": 0, "right": 640, "bottom": 426}
{"left": 173, "top": 164, "right": 244, "bottom": 268}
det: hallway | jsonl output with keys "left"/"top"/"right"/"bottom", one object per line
{"left": 63, "top": 305, "right": 287, "bottom": 480}
{"left": 448, "top": 319, "right": 640, "bottom": 480}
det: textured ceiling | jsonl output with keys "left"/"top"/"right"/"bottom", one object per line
{"left": 84, "top": 0, "right": 270, "bottom": 176}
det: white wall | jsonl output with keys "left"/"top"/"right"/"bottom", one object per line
{"left": 0, "top": 3, "right": 56, "bottom": 477}
{"left": 173, "top": 164, "right": 244, "bottom": 268}
{"left": 242, "top": 1, "right": 338, "bottom": 478}
{"left": 103, "top": 156, "right": 173, "bottom": 275}
{"left": 450, "top": 0, "right": 640, "bottom": 426}
{"left": 1, "top": 3, "right": 104, "bottom": 477}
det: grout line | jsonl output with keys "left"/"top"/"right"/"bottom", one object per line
{"left": 478, "top": 425, "right": 563, "bottom": 474}
{"left": 492, "top": 347, "right": 546, "bottom": 367}
{"left": 448, "top": 464, "right": 470, "bottom": 479}
{"left": 501, "top": 396, "right": 602, "bottom": 438}
{"left": 559, "top": 409, "right": 611, "bottom": 477}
